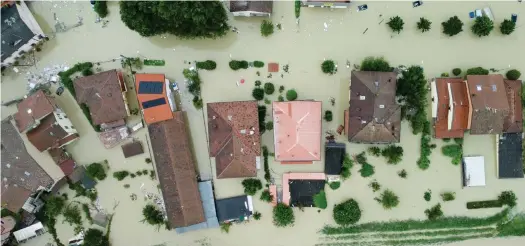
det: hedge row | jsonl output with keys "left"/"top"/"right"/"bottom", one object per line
{"left": 262, "top": 146, "right": 270, "bottom": 182}
{"left": 466, "top": 200, "right": 503, "bottom": 209}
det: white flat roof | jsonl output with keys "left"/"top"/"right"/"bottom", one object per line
{"left": 13, "top": 222, "right": 43, "bottom": 242}
{"left": 463, "top": 156, "right": 486, "bottom": 187}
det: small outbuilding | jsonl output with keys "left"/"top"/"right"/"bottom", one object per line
{"left": 324, "top": 142, "right": 346, "bottom": 178}
{"left": 462, "top": 156, "right": 486, "bottom": 187}
{"left": 497, "top": 133, "right": 524, "bottom": 179}
{"left": 228, "top": 1, "right": 273, "bottom": 17}
{"left": 121, "top": 141, "right": 144, "bottom": 158}
{"left": 215, "top": 195, "right": 253, "bottom": 223}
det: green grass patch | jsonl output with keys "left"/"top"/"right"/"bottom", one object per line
{"left": 328, "top": 227, "right": 495, "bottom": 241}
{"left": 319, "top": 233, "right": 493, "bottom": 246}
{"left": 497, "top": 214, "right": 525, "bottom": 236}
{"left": 143, "top": 59, "right": 165, "bottom": 66}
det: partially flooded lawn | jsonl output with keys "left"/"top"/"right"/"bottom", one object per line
{"left": 2, "top": 1, "right": 524, "bottom": 246}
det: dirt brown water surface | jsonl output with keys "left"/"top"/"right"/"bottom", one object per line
{"left": 1, "top": 1, "right": 524, "bottom": 246}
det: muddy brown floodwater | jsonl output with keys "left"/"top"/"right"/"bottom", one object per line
{"left": 1, "top": 1, "right": 524, "bottom": 246}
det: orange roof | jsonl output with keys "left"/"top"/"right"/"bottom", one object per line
{"left": 273, "top": 101, "right": 322, "bottom": 162}
{"left": 434, "top": 78, "right": 471, "bottom": 138}
{"left": 135, "top": 74, "right": 173, "bottom": 124}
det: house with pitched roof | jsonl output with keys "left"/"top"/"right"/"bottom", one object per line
{"left": 273, "top": 101, "right": 322, "bottom": 164}
{"left": 466, "top": 75, "right": 510, "bottom": 135}
{"left": 135, "top": 73, "right": 173, "bottom": 125}
{"left": 207, "top": 101, "right": 260, "bottom": 179}
{"left": 431, "top": 78, "right": 472, "bottom": 138}
{"left": 302, "top": 0, "right": 351, "bottom": 9}
{"left": 228, "top": 1, "right": 273, "bottom": 17}
{"left": 14, "top": 90, "right": 79, "bottom": 152}
{"left": 148, "top": 111, "right": 205, "bottom": 228}
{"left": 347, "top": 71, "right": 401, "bottom": 143}
{"left": 73, "top": 69, "right": 129, "bottom": 126}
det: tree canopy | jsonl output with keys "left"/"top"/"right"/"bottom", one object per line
{"left": 471, "top": 16, "right": 494, "bottom": 37}
{"left": 396, "top": 66, "right": 428, "bottom": 134}
{"left": 500, "top": 19, "right": 516, "bottom": 35}
{"left": 387, "top": 16, "right": 404, "bottom": 33}
{"left": 84, "top": 228, "right": 109, "bottom": 246}
{"left": 120, "top": 1, "right": 229, "bottom": 38}
{"left": 273, "top": 203, "right": 295, "bottom": 227}
{"left": 442, "top": 16, "right": 463, "bottom": 36}
{"left": 333, "top": 199, "right": 361, "bottom": 225}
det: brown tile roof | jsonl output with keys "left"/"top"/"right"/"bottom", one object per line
{"left": 503, "top": 80, "right": 523, "bottom": 133}
{"left": 148, "top": 112, "right": 205, "bottom": 228}
{"left": 207, "top": 101, "right": 260, "bottom": 179}
{"left": 229, "top": 1, "right": 273, "bottom": 13}
{"left": 0, "top": 183, "right": 32, "bottom": 212}
{"left": 348, "top": 71, "right": 401, "bottom": 143}
{"left": 58, "top": 159, "right": 76, "bottom": 176}
{"left": 434, "top": 78, "right": 471, "bottom": 138}
{"left": 121, "top": 141, "right": 144, "bottom": 158}
{"left": 74, "top": 69, "right": 128, "bottom": 125}
{"left": 467, "top": 75, "right": 510, "bottom": 134}
{"left": 14, "top": 90, "right": 57, "bottom": 132}
{"left": 268, "top": 63, "right": 279, "bottom": 73}
{"left": 26, "top": 114, "right": 78, "bottom": 152}
{"left": 49, "top": 148, "right": 71, "bottom": 165}
{"left": 135, "top": 74, "right": 173, "bottom": 125}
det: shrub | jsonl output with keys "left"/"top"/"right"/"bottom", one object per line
{"left": 324, "top": 110, "right": 333, "bottom": 122}
{"left": 425, "top": 204, "right": 444, "bottom": 220}
{"left": 192, "top": 96, "right": 203, "bottom": 109}
{"left": 242, "top": 178, "right": 262, "bottom": 195}
{"left": 253, "top": 61, "right": 265, "bottom": 68}
{"left": 260, "top": 190, "right": 273, "bottom": 203}
{"left": 83, "top": 228, "right": 109, "bottom": 246}
{"left": 441, "top": 72, "right": 449, "bottom": 77}
{"left": 441, "top": 192, "right": 456, "bottom": 202}
{"left": 286, "top": 89, "right": 298, "bottom": 101}
{"left": 355, "top": 152, "right": 367, "bottom": 164}
{"left": 442, "top": 144, "right": 462, "bottom": 158}
{"left": 220, "top": 222, "right": 231, "bottom": 233}
{"left": 443, "top": 138, "right": 451, "bottom": 142}
{"left": 265, "top": 121, "right": 273, "bottom": 130}
{"left": 313, "top": 190, "right": 328, "bottom": 209}
{"left": 387, "top": 16, "right": 404, "bottom": 33}
{"left": 264, "top": 82, "right": 275, "bottom": 95}
{"left": 442, "top": 16, "right": 463, "bottom": 36}
{"left": 229, "top": 60, "right": 249, "bottom": 70}
{"left": 398, "top": 169, "right": 407, "bottom": 178}
{"left": 333, "top": 199, "right": 361, "bottom": 225}
{"left": 279, "top": 85, "right": 285, "bottom": 93}
{"left": 124, "top": 184, "right": 130, "bottom": 188}
{"left": 417, "top": 17, "right": 432, "bottom": 32}
{"left": 143, "top": 204, "right": 164, "bottom": 225}
{"left": 359, "top": 163, "right": 375, "bottom": 178}
{"left": 113, "top": 171, "right": 129, "bottom": 181}
{"left": 396, "top": 66, "right": 428, "bottom": 134}
{"left": 375, "top": 189, "right": 400, "bottom": 209}
{"left": 252, "top": 88, "right": 265, "bottom": 100}
{"left": 329, "top": 182, "right": 341, "bottom": 190}
{"left": 143, "top": 59, "right": 165, "bottom": 66}
{"left": 278, "top": 95, "right": 284, "bottom": 102}
{"left": 82, "top": 69, "right": 94, "bottom": 76}
{"left": 262, "top": 146, "right": 270, "bottom": 182}
{"left": 63, "top": 204, "right": 82, "bottom": 227}
{"left": 424, "top": 190, "right": 432, "bottom": 201}
{"left": 369, "top": 180, "right": 381, "bottom": 192}
{"left": 453, "top": 138, "right": 464, "bottom": 145}
{"left": 360, "top": 57, "right": 391, "bottom": 72}
{"left": 466, "top": 67, "right": 489, "bottom": 76}
{"left": 196, "top": 60, "right": 217, "bottom": 70}
{"left": 472, "top": 16, "right": 494, "bottom": 37}
{"left": 500, "top": 19, "right": 516, "bottom": 35}
{"left": 467, "top": 200, "right": 503, "bottom": 209}
{"left": 130, "top": 173, "right": 136, "bottom": 178}
{"left": 86, "top": 163, "right": 106, "bottom": 180}
{"left": 94, "top": 1, "right": 108, "bottom": 18}
{"left": 341, "top": 154, "right": 353, "bottom": 180}
{"left": 273, "top": 203, "right": 294, "bottom": 227}
{"left": 255, "top": 80, "right": 262, "bottom": 87}
{"left": 498, "top": 191, "right": 517, "bottom": 207}
{"left": 145, "top": 158, "right": 152, "bottom": 164}
{"left": 381, "top": 145, "right": 403, "bottom": 164}
{"left": 253, "top": 211, "right": 262, "bottom": 220}
{"left": 321, "top": 60, "right": 337, "bottom": 75}
{"left": 258, "top": 105, "right": 267, "bottom": 134}
{"left": 506, "top": 69, "right": 521, "bottom": 80}
{"left": 452, "top": 68, "right": 462, "bottom": 76}
{"left": 261, "top": 20, "right": 274, "bottom": 37}
{"left": 367, "top": 147, "right": 381, "bottom": 157}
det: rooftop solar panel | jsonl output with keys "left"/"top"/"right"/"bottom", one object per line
{"left": 138, "top": 81, "right": 163, "bottom": 94}
{"left": 142, "top": 98, "right": 166, "bottom": 109}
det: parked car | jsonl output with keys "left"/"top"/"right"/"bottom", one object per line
{"left": 413, "top": 1, "right": 423, "bottom": 7}
{"left": 357, "top": 4, "right": 368, "bottom": 12}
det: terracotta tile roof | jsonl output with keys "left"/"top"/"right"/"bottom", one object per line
{"left": 207, "top": 101, "right": 260, "bottom": 179}
{"left": 148, "top": 111, "right": 205, "bottom": 228}
{"left": 121, "top": 141, "right": 144, "bottom": 158}
{"left": 135, "top": 73, "right": 173, "bottom": 125}
{"left": 0, "top": 183, "right": 32, "bottom": 212}
{"left": 14, "top": 90, "right": 57, "bottom": 132}
{"left": 273, "top": 101, "right": 322, "bottom": 162}
{"left": 74, "top": 69, "right": 128, "bottom": 125}
{"left": 58, "top": 159, "right": 76, "bottom": 176}
{"left": 348, "top": 71, "right": 401, "bottom": 143}
{"left": 268, "top": 63, "right": 279, "bottom": 73}
{"left": 26, "top": 114, "right": 78, "bottom": 152}
{"left": 503, "top": 80, "right": 523, "bottom": 133}
{"left": 48, "top": 147, "right": 71, "bottom": 165}
{"left": 467, "top": 75, "right": 510, "bottom": 134}
{"left": 433, "top": 78, "right": 471, "bottom": 138}
{"left": 229, "top": 1, "right": 273, "bottom": 13}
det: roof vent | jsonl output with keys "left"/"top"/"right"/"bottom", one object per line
{"left": 24, "top": 171, "right": 30, "bottom": 176}
{"left": 491, "top": 85, "right": 497, "bottom": 92}
{"left": 379, "top": 104, "right": 385, "bottom": 109}
{"left": 361, "top": 120, "right": 367, "bottom": 124}
{"left": 6, "top": 164, "right": 10, "bottom": 168}
{"left": 212, "top": 116, "right": 216, "bottom": 120}
{"left": 476, "top": 85, "right": 482, "bottom": 91}
{"left": 374, "top": 81, "right": 379, "bottom": 87}
{"left": 228, "top": 115, "right": 232, "bottom": 121}
{"left": 240, "top": 129, "right": 247, "bottom": 134}
{"left": 359, "top": 95, "right": 366, "bottom": 100}
{"left": 249, "top": 130, "right": 255, "bottom": 135}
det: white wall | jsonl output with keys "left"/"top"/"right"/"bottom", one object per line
{"left": 53, "top": 111, "right": 77, "bottom": 134}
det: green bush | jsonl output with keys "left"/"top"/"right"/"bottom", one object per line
{"left": 466, "top": 200, "right": 503, "bottom": 209}
{"left": 329, "top": 182, "right": 341, "bottom": 190}
{"left": 425, "top": 204, "right": 444, "bottom": 220}
{"left": 441, "top": 192, "right": 456, "bottom": 202}
{"left": 471, "top": 16, "right": 494, "bottom": 37}
{"left": 83, "top": 228, "right": 109, "bottom": 246}
{"left": 359, "top": 163, "right": 375, "bottom": 178}
{"left": 375, "top": 189, "right": 400, "bottom": 209}
{"left": 381, "top": 145, "right": 403, "bottom": 164}
{"left": 369, "top": 180, "right": 381, "bottom": 192}
{"left": 253, "top": 211, "right": 262, "bottom": 220}
{"left": 324, "top": 110, "right": 333, "bottom": 122}
{"left": 321, "top": 60, "right": 337, "bottom": 75}
{"left": 441, "top": 72, "right": 449, "bottom": 77}
{"left": 387, "top": 16, "right": 404, "bottom": 33}
{"left": 398, "top": 169, "right": 407, "bottom": 178}
{"left": 196, "top": 60, "right": 217, "bottom": 70}
{"left": 262, "top": 146, "right": 270, "bottom": 182}
{"left": 418, "top": 120, "right": 432, "bottom": 170}
{"left": 261, "top": 20, "right": 274, "bottom": 37}
{"left": 333, "top": 199, "right": 361, "bottom": 225}
{"left": 500, "top": 19, "right": 516, "bottom": 35}
{"left": 498, "top": 191, "right": 517, "bottom": 207}
{"left": 417, "top": 17, "right": 432, "bottom": 32}
{"left": 506, "top": 69, "right": 521, "bottom": 80}
{"left": 113, "top": 171, "right": 129, "bottom": 181}
{"left": 442, "top": 16, "right": 463, "bottom": 36}
{"left": 142, "top": 204, "right": 164, "bottom": 225}
{"left": 192, "top": 96, "right": 203, "bottom": 110}
{"left": 278, "top": 85, "right": 285, "bottom": 93}
{"left": 252, "top": 88, "right": 265, "bottom": 100}
{"left": 442, "top": 144, "right": 462, "bottom": 158}
{"left": 241, "top": 178, "right": 262, "bottom": 195}
{"left": 143, "top": 59, "right": 165, "bottom": 66}
{"left": 229, "top": 60, "right": 249, "bottom": 70}
{"left": 273, "top": 203, "right": 294, "bottom": 227}
{"left": 452, "top": 68, "right": 462, "bottom": 76}
{"left": 341, "top": 154, "right": 353, "bottom": 180}
{"left": 220, "top": 222, "right": 231, "bottom": 233}
{"left": 424, "top": 190, "right": 432, "bottom": 201}
{"left": 355, "top": 152, "right": 367, "bottom": 164}
{"left": 264, "top": 82, "right": 275, "bottom": 95}
{"left": 313, "top": 190, "right": 327, "bottom": 209}
{"left": 466, "top": 67, "right": 489, "bottom": 76}
{"left": 265, "top": 121, "right": 273, "bottom": 131}
{"left": 286, "top": 89, "right": 298, "bottom": 101}
{"left": 258, "top": 105, "right": 267, "bottom": 134}
{"left": 278, "top": 95, "right": 284, "bottom": 102}
{"left": 82, "top": 69, "right": 94, "bottom": 76}
{"left": 253, "top": 61, "right": 264, "bottom": 68}
{"left": 260, "top": 189, "right": 273, "bottom": 203}
{"left": 360, "top": 57, "right": 391, "bottom": 72}
{"left": 86, "top": 163, "right": 106, "bottom": 180}
{"left": 94, "top": 1, "right": 108, "bottom": 18}
{"left": 367, "top": 147, "right": 381, "bottom": 157}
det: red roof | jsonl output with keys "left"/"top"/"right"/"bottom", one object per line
{"left": 58, "top": 159, "right": 76, "bottom": 176}
{"left": 14, "top": 90, "right": 57, "bottom": 132}
{"left": 26, "top": 114, "right": 78, "bottom": 152}
{"left": 503, "top": 80, "right": 523, "bottom": 133}
{"left": 434, "top": 78, "right": 471, "bottom": 138}
{"left": 273, "top": 101, "right": 322, "bottom": 162}
{"left": 135, "top": 74, "right": 173, "bottom": 124}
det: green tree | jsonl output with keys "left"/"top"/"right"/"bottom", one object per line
{"left": 241, "top": 178, "right": 262, "bottom": 195}
{"left": 360, "top": 57, "right": 391, "bottom": 72}
{"left": 45, "top": 196, "right": 65, "bottom": 218}
{"left": 273, "top": 203, "right": 295, "bottom": 227}
{"left": 313, "top": 190, "right": 327, "bottom": 209}
{"left": 86, "top": 163, "right": 106, "bottom": 180}
{"left": 120, "top": 1, "right": 229, "bottom": 38}
{"left": 466, "top": 67, "right": 489, "bottom": 76}
{"left": 381, "top": 145, "right": 403, "bottom": 164}
{"left": 441, "top": 144, "right": 462, "bottom": 158}
{"left": 500, "top": 19, "right": 516, "bottom": 35}
{"left": 441, "top": 192, "right": 456, "bottom": 202}
{"left": 341, "top": 154, "right": 353, "bottom": 180}
{"left": 260, "top": 190, "right": 273, "bottom": 203}
{"left": 94, "top": 1, "right": 108, "bottom": 18}
{"left": 261, "top": 20, "right": 274, "bottom": 37}
{"left": 142, "top": 204, "right": 164, "bottom": 225}
{"left": 258, "top": 105, "right": 267, "bottom": 134}
{"left": 252, "top": 88, "right": 265, "bottom": 101}
{"left": 506, "top": 69, "right": 521, "bottom": 80}
{"left": 265, "top": 121, "right": 274, "bottom": 131}
{"left": 333, "top": 199, "right": 361, "bottom": 225}
{"left": 83, "top": 228, "right": 109, "bottom": 246}
{"left": 253, "top": 211, "right": 262, "bottom": 220}
{"left": 367, "top": 147, "right": 381, "bottom": 157}
{"left": 387, "top": 16, "right": 404, "bottom": 33}
{"left": 498, "top": 191, "right": 517, "bottom": 207}
{"left": 369, "top": 180, "right": 381, "bottom": 192}
{"left": 329, "top": 182, "right": 341, "bottom": 190}
{"left": 471, "top": 16, "right": 494, "bottom": 37}
{"left": 396, "top": 66, "right": 428, "bottom": 134}
{"left": 417, "top": 17, "right": 432, "bottom": 32}
{"left": 424, "top": 190, "right": 432, "bottom": 201}
{"left": 425, "top": 203, "right": 444, "bottom": 220}
{"left": 375, "top": 189, "right": 400, "bottom": 209}
{"left": 452, "top": 68, "right": 462, "bottom": 76}
{"left": 321, "top": 60, "right": 337, "bottom": 75}
{"left": 264, "top": 82, "right": 275, "bottom": 95}
{"left": 286, "top": 89, "right": 298, "bottom": 101}
{"left": 324, "top": 110, "right": 333, "bottom": 122}
{"left": 62, "top": 204, "right": 82, "bottom": 228}
{"left": 442, "top": 16, "right": 463, "bottom": 36}
{"left": 359, "top": 163, "right": 375, "bottom": 178}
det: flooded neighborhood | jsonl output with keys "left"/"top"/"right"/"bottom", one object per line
{"left": 1, "top": 1, "right": 524, "bottom": 246}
